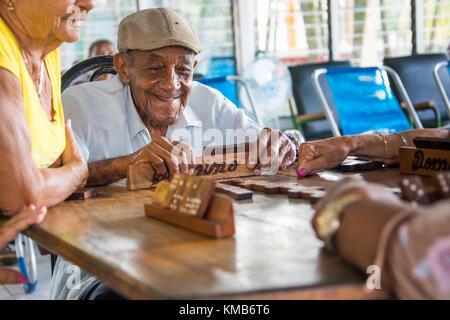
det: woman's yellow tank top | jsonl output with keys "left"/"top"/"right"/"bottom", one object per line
{"left": 0, "top": 17, "right": 65, "bottom": 168}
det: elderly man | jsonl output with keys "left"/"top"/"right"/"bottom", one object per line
{"left": 52, "top": 8, "right": 296, "bottom": 300}
{"left": 63, "top": 8, "right": 296, "bottom": 188}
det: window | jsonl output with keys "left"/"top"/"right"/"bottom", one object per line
{"left": 336, "top": 0, "right": 412, "bottom": 66}
{"left": 253, "top": 0, "right": 329, "bottom": 65}
{"left": 245, "top": 0, "right": 448, "bottom": 67}
{"left": 422, "top": 0, "right": 450, "bottom": 53}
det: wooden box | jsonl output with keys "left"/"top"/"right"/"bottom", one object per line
{"left": 399, "top": 146, "right": 450, "bottom": 176}
{"left": 144, "top": 194, "right": 235, "bottom": 238}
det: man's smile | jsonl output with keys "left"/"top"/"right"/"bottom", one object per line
{"left": 152, "top": 94, "right": 181, "bottom": 102}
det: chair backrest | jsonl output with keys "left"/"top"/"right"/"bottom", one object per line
{"left": 61, "top": 55, "right": 116, "bottom": 93}
{"left": 433, "top": 61, "right": 450, "bottom": 120}
{"left": 288, "top": 60, "right": 352, "bottom": 140}
{"left": 313, "top": 66, "right": 422, "bottom": 136}
{"left": 383, "top": 53, "right": 450, "bottom": 126}
{"left": 196, "top": 76, "right": 240, "bottom": 108}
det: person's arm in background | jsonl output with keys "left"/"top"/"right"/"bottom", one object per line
{"left": 313, "top": 179, "right": 407, "bottom": 273}
{"left": 0, "top": 69, "right": 88, "bottom": 215}
{"left": 297, "top": 129, "right": 450, "bottom": 176}
{"left": 313, "top": 178, "right": 450, "bottom": 297}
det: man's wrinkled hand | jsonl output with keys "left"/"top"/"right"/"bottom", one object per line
{"left": 131, "top": 137, "right": 195, "bottom": 179}
{"left": 247, "top": 128, "right": 296, "bottom": 174}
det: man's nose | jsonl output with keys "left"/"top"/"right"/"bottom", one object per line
{"left": 159, "top": 69, "right": 181, "bottom": 92}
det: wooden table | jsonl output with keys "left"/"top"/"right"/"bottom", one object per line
{"left": 26, "top": 168, "right": 406, "bottom": 300}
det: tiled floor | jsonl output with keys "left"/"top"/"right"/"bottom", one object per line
{"left": 0, "top": 247, "right": 52, "bottom": 300}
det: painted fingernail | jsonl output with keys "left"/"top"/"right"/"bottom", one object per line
{"left": 27, "top": 204, "right": 36, "bottom": 209}
{"left": 18, "top": 274, "right": 28, "bottom": 284}
{"left": 297, "top": 168, "right": 307, "bottom": 178}
{"left": 37, "top": 205, "right": 47, "bottom": 213}
{"left": 254, "top": 169, "right": 261, "bottom": 175}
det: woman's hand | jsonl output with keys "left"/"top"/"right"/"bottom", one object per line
{"left": 296, "top": 136, "right": 353, "bottom": 177}
{"left": 0, "top": 205, "right": 47, "bottom": 284}
{"left": 62, "top": 120, "right": 88, "bottom": 188}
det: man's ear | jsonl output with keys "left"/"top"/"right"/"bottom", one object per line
{"left": 114, "top": 53, "right": 131, "bottom": 84}
{"left": 193, "top": 59, "right": 198, "bottom": 70}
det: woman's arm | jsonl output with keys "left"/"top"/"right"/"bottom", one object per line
{"left": 312, "top": 179, "right": 410, "bottom": 287}
{"left": 349, "top": 129, "right": 450, "bottom": 162}
{"left": 297, "top": 129, "right": 450, "bottom": 175}
{"left": 314, "top": 179, "right": 450, "bottom": 297}
{"left": 0, "top": 69, "right": 88, "bottom": 215}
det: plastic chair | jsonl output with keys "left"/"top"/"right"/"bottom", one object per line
{"left": 196, "top": 76, "right": 240, "bottom": 109}
{"left": 433, "top": 60, "right": 450, "bottom": 123}
{"left": 288, "top": 61, "right": 352, "bottom": 141}
{"left": 196, "top": 56, "right": 240, "bottom": 109}
{"left": 312, "top": 66, "right": 423, "bottom": 136}
{"left": 61, "top": 55, "right": 116, "bottom": 92}
{"left": 384, "top": 54, "right": 450, "bottom": 128}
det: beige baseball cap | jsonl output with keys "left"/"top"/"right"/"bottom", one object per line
{"left": 117, "top": 8, "right": 202, "bottom": 54}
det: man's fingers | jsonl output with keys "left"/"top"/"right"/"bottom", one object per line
{"left": 277, "top": 139, "right": 289, "bottom": 165}
{"left": 248, "top": 128, "right": 271, "bottom": 170}
{"left": 176, "top": 147, "right": 189, "bottom": 175}
{"left": 140, "top": 137, "right": 196, "bottom": 178}
{"left": 171, "top": 140, "right": 195, "bottom": 175}
{"left": 148, "top": 142, "right": 179, "bottom": 177}
{"left": 279, "top": 139, "right": 296, "bottom": 169}
{"left": 259, "top": 132, "right": 282, "bottom": 169}
{"left": 166, "top": 142, "right": 188, "bottom": 174}
{"left": 140, "top": 148, "right": 169, "bottom": 178}
{"left": 0, "top": 267, "right": 27, "bottom": 284}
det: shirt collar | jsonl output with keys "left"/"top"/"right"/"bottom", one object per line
{"left": 125, "top": 84, "right": 149, "bottom": 141}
